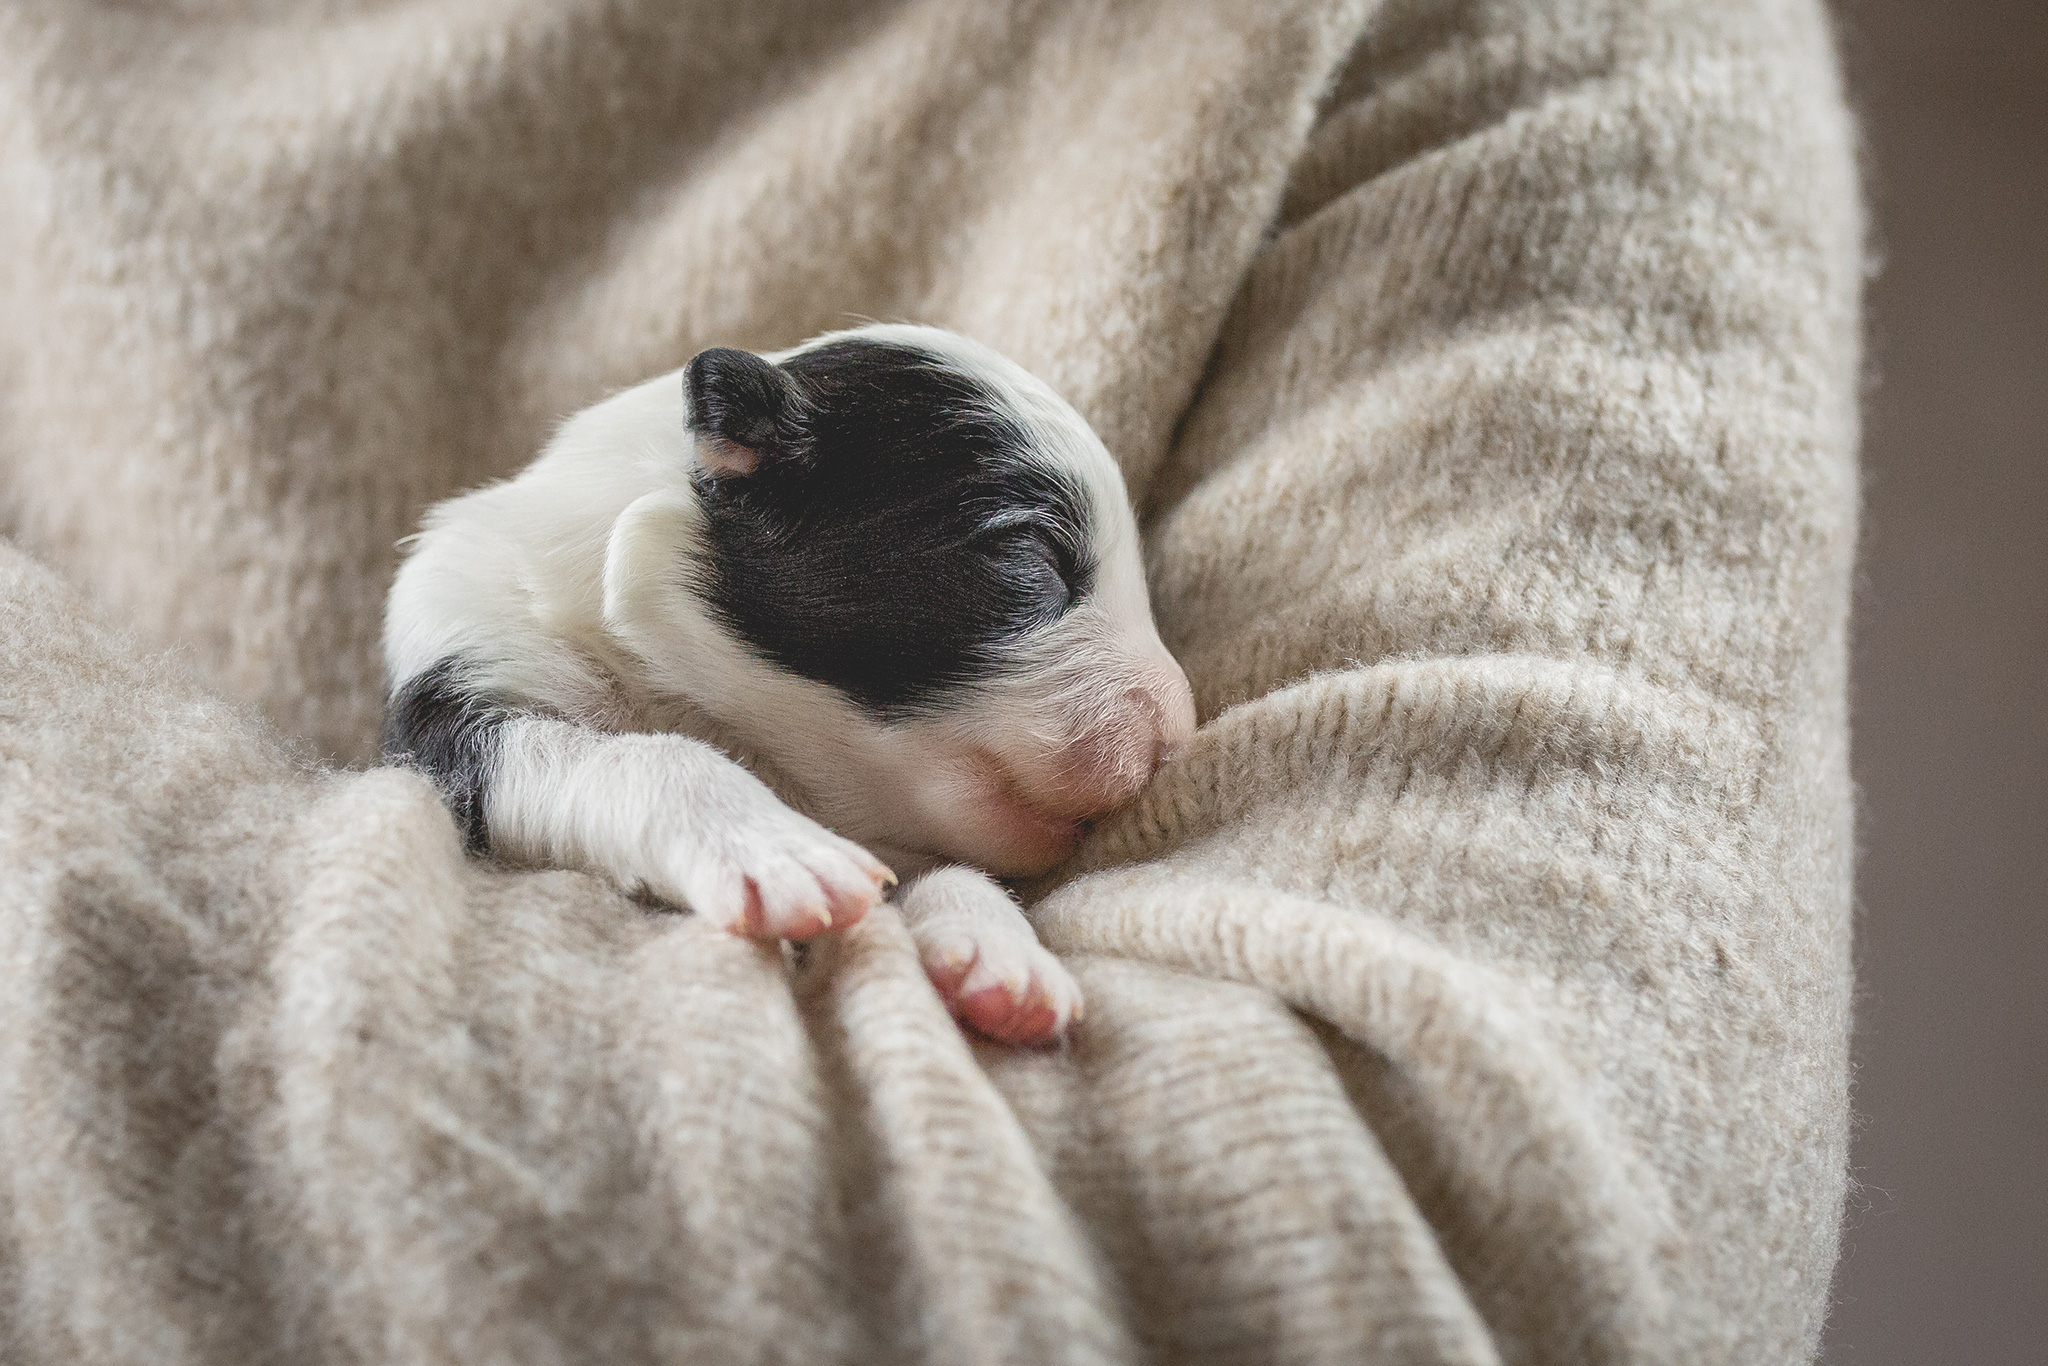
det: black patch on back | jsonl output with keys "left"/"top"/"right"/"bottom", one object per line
{"left": 686, "top": 339, "right": 1096, "bottom": 715}
{"left": 382, "top": 658, "right": 507, "bottom": 853}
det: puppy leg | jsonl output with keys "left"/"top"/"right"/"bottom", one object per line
{"left": 897, "top": 866, "right": 1081, "bottom": 1045}
{"left": 488, "top": 715, "right": 893, "bottom": 940}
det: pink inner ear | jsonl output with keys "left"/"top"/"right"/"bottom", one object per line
{"left": 696, "top": 435, "right": 760, "bottom": 479}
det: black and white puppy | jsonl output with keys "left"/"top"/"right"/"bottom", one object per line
{"left": 382, "top": 324, "right": 1194, "bottom": 1044}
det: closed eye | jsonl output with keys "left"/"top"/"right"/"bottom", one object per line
{"left": 1011, "top": 535, "right": 1076, "bottom": 622}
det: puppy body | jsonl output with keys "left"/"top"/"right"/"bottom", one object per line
{"left": 383, "top": 325, "right": 1194, "bottom": 1042}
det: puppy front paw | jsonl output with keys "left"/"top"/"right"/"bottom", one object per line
{"left": 662, "top": 800, "right": 895, "bottom": 942}
{"left": 899, "top": 867, "right": 1081, "bottom": 1046}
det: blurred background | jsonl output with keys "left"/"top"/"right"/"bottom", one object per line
{"left": 1824, "top": 1, "right": 2046, "bottom": 1362}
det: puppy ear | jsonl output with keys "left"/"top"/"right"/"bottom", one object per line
{"left": 684, "top": 347, "right": 805, "bottom": 479}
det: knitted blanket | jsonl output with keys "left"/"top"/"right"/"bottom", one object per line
{"left": 0, "top": 1, "right": 1861, "bottom": 1362}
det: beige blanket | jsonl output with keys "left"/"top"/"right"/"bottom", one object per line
{"left": 0, "top": 1, "right": 1862, "bottom": 1362}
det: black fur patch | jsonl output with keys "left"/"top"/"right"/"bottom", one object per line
{"left": 382, "top": 659, "right": 507, "bottom": 852}
{"left": 686, "top": 338, "right": 1096, "bottom": 716}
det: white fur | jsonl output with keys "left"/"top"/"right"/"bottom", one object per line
{"left": 488, "top": 716, "right": 891, "bottom": 940}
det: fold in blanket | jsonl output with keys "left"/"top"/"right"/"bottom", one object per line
{"left": 0, "top": 1, "right": 1859, "bottom": 1362}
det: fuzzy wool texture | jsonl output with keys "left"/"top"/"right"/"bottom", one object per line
{"left": 0, "top": 1, "right": 1860, "bottom": 1363}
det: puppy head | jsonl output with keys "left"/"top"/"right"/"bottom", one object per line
{"left": 679, "top": 324, "right": 1194, "bottom": 875}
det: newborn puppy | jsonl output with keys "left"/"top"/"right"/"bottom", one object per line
{"left": 382, "top": 324, "right": 1195, "bottom": 1045}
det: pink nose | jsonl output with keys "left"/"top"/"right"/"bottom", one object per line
{"left": 1038, "top": 662, "right": 1198, "bottom": 820}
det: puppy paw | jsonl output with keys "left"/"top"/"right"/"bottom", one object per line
{"left": 900, "top": 867, "right": 1081, "bottom": 1046}
{"left": 922, "top": 929, "right": 1082, "bottom": 1047}
{"left": 663, "top": 800, "right": 894, "bottom": 942}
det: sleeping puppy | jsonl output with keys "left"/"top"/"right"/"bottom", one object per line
{"left": 382, "top": 324, "right": 1195, "bottom": 1045}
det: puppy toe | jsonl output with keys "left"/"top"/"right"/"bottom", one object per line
{"left": 746, "top": 862, "right": 837, "bottom": 940}
{"left": 918, "top": 930, "right": 982, "bottom": 998}
{"left": 670, "top": 863, "right": 752, "bottom": 936}
{"left": 800, "top": 848, "right": 884, "bottom": 931}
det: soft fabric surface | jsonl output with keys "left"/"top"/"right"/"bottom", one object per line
{"left": 0, "top": 1, "right": 1861, "bottom": 1362}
